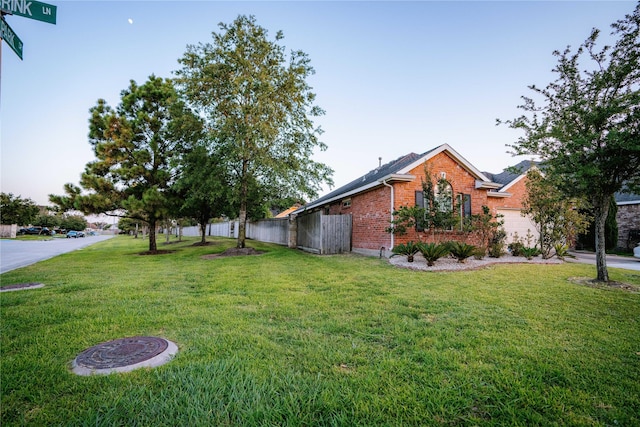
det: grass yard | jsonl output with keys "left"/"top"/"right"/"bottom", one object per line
{"left": 1, "top": 236, "right": 639, "bottom": 426}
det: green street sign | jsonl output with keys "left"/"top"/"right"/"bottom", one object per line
{"left": 1, "top": 17, "right": 23, "bottom": 59}
{"left": 0, "top": 0, "right": 56, "bottom": 25}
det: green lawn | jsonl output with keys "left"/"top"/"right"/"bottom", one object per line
{"left": 1, "top": 236, "right": 639, "bottom": 426}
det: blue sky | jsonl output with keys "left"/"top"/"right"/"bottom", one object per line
{"left": 1, "top": 0, "right": 635, "bottom": 206}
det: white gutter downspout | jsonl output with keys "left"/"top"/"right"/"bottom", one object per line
{"left": 382, "top": 178, "right": 394, "bottom": 253}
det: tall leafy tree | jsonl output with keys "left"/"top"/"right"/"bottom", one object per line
{"left": 0, "top": 193, "right": 39, "bottom": 225}
{"left": 35, "top": 213, "right": 60, "bottom": 230}
{"left": 59, "top": 215, "right": 88, "bottom": 232}
{"left": 50, "top": 76, "right": 201, "bottom": 252}
{"left": 175, "top": 15, "right": 333, "bottom": 248}
{"left": 500, "top": 5, "right": 640, "bottom": 281}
{"left": 173, "top": 145, "right": 233, "bottom": 244}
{"left": 522, "top": 168, "right": 590, "bottom": 259}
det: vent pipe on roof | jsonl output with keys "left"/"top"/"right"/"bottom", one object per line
{"left": 379, "top": 157, "right": 382, "bottom": 168}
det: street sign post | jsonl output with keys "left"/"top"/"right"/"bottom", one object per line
{"left": 1, "top": 16, "right": 22, "bottom": 59}
{"left": 0, "top": 0, "right": 56, "bottom": 25}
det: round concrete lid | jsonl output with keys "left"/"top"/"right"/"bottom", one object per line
{"left": 72, "top": 336, "right": 178, "bottom": 376}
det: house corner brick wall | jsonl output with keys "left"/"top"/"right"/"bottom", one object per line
{"left": 329, "top": 186, "right": 393, "bottom": 251}
{"left": 486, "top": 176, "right": 528, "bottom": 213}
{"left": 616, "top": 203, "right": 640, "bottom": 249}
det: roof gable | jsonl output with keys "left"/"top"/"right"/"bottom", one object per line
{"left": 397, "top": 144, "right": 493, "bottom": 182}
{"left": 485, "top": 160, "right": 539, "bottom": 192}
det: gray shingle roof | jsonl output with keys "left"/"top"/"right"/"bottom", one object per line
{"left": 483, "top": 160, "right": 539, "bottom": 186}
{"left": 305, "top": 149, "right": 435, "bottom": 207}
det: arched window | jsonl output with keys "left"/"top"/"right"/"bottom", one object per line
{"left": 434, "top": 179, "right": 453, "bottom": 213}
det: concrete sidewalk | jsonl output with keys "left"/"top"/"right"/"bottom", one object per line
{"left": 0, "top": 235, "right": 114, "bottom": 274}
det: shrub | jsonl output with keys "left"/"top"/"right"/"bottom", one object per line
{"left": 488, "top": 229, "right": 507, "bottom": 258}
{"left": 391, "top": 241, "right": 421, "bottom": 262}
{"left": 488, "top": 242, "right": 505, "bottom": 258}
{"left": 508, "top": 241, "right": 525, "bottom": 257}
{"left": 447, "top": 241, "right": 476, "bottom": 263}
{"left": 555, "top": 243, "right": 570, "bottom": 260}
{"left": 419, "top": 242, "right": 450, "bottom": 266}
{"left": 521, "top": 246, "right": 541, "bottom": 260}
{"left": 473, "top": 247, "right": 486, "bottom": 260}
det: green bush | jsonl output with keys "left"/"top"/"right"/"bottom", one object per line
{"left": 508, "top": 241, "right": 525, "bottom": 257}
{"left": 391, "top": 241, "right": 421, "bottom": 262}
{"left": 521, "top": 246, "right": 541, "bottom": 260}
{"left": 419, "top": 242, "right": 450, "bottom": 266}
{"left": 473, "top": 247, "right": 486, "bottom": 260}
{"left": 554, "top": 243, "right": 570, "bottom": 260}
{"left": 447, "top": 241, "right": 476, "bottom": 263}
{"left": 488, "top": 229, "right": 507, "bottom": 258}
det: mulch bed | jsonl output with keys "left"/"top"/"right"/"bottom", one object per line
{"left": 202, "top": 247, "right": 264, "bottom": 259}
{"left": 138, "top": 250, "right": 175, "bottom": 256}
{"left": 191, "top": 241, "right": 218, "bottom": 247}
{"left": 568, "top": 277, "right": 639, "bottom": 293}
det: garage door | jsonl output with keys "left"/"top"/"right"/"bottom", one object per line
{"left": 497, "top": 209, "right": 538, "bottom": 244}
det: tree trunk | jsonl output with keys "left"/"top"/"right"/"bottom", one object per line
{"left": 148, "top": 219, "right": 157, "bottom": 252}
{"left": 593, "top": 196, "right": 610, "bottom": 282}
{"left": 237, "top": 159, "right": 249, "bottom": 249}
{"left": 199, "top": 222, "right": 207, "bottom": 245}
{"left": 237, "top": 205, "right": 247, "bottom": 249}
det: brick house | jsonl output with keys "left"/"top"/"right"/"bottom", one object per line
{"left": 293, "top": 144, "right": 537, "bottom": 257}
{"left": 615, "top": 192, "right": 640, "bottom": 250}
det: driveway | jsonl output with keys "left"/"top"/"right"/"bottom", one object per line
{"left": 0, "top": 235, "right": 114, "bottom": 274}
{"left": 567, "top": 250, "right": 640, "bottom": 272}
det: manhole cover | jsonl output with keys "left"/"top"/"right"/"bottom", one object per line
{"left": 72, "top": 336, "right": 178, "bottom": 376}
{"left": 0, "top": 283, "right": 44, "bottom": 292}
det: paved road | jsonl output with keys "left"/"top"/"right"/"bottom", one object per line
{"left": 0, "top": 235, "right": 114, "bottom": 274}
{"left": 567, "top": 250, "right": 640, "bottom": 272}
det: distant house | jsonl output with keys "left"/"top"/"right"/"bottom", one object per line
{"left": 615, "top": 192, "right": 640, "bottom": 249}
{"left": 274, "top": 205, "right": 302, "bottom": 219}
{"left": 293, "top": 144, "right": 539, "bottom": 256}
{"left": 483, "top": 160, "right": 539, "bottom": 243}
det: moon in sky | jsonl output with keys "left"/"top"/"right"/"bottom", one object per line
{"left": 128, "top": 18, "right": 133, "bottom": 24}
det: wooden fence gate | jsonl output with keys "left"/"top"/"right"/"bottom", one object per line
{"left": 296, "top": 212, "right": 351, "bottom": 254}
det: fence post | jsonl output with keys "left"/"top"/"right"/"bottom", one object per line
{"left": 288, "top": 215, "right": 297, "bottom": 248}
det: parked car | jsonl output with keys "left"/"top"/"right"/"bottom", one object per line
{"left": 634, "top": 244, "right": 640, "bottom": 259}
{"left": 18, "top": 227, "right": 50, "bottom": 235}
{"left": 66, "top": 230, "right": 85, "bottom": 238}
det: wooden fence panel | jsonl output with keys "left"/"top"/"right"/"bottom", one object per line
{"left": 175, "top": 214, "right": 351, "bottom": 255}
{"left": 321, "top": 215, "right": 352, "bottom": 254}
{"left": 296, "top": 211, "right": 322, "bottom": 253}
{"left": 246, "top": 219, "right": 288, "bottom": 245}
{"left": 181, "top": 226, "right": 200, "bottom": 237}
{"left": 0, "top": 224, "right": 17, "bottom": 238}
{"left": 207, "top": 222, "right": 234, "bottom": 238}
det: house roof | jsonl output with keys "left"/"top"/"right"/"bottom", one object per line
{"left": 616, "top": 192, "right": 640, "bottom": 205}
{"left": 483, "top": 160, "right": 538, "bottom": 186}
{"left": 294, "top": 144, "right": 498, "bottom": 214}
{"left": 486, "top": 161, "right": 640, "bottom": 204}
{"left": 274, "top": 205, "right": 301, "bottom": 218}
